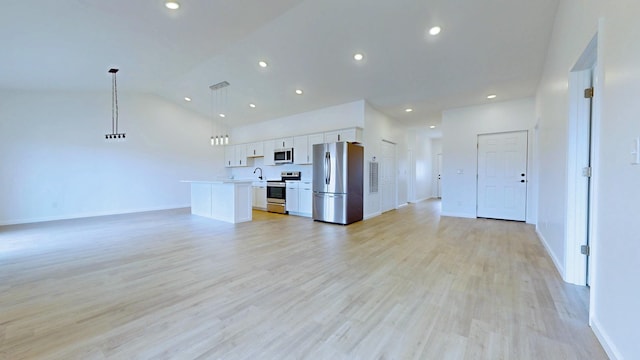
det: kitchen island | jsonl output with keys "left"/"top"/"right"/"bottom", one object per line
{"left": 182, "top": 180, "right": 253, "bottom": 223}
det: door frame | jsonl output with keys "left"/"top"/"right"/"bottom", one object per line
{"left": 380, "top": 140, "right": 397, "bottom": 212}
{"left": 565, "top": 34, "right": 599, "bottom": 287}
{"left": 476, "top": 130, "right": 529, "bottom": 221}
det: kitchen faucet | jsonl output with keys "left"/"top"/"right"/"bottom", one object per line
{"left": 253, "top": 167, "right": 263, "bottom": 180}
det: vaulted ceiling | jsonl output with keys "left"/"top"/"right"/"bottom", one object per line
{"left": 1, "top": 0, "right": 558, "bottom": 129}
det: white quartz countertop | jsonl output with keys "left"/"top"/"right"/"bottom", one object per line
{"left": 181, "top": 179, "right": 253, "bottom": 184}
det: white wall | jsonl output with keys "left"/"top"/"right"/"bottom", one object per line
{"left": 363, "top": 103, "right": 409, "bottom": 218}
{"left": 230, "top": 100, "right": 365, "bottom": 143}
{"left": 536, "top": 1, "right": 640, "bottom": 358}
{"left": 0, "top": 90, "right": 223, "bottom": 225}
{"left": 441, "top": 98, "right": 537, "bottom": 222}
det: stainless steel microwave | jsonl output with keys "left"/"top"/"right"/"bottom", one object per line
{"left": 274, "top": 148, "right": 293, "bottom": 164}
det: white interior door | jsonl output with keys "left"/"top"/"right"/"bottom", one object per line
{"left": 477, "top": 131, "right": 528, "bottom": 221}
{"left": 436, "top": 153, "right": 442, "bottom": 198}
{"left": 381, "top": 141, "right": 396, "bottom": 213}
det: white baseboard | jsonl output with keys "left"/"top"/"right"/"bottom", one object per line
{"left": 440, "top": 211, "right": 476, "bottom": 219}
{"left": 590, "top": 316, "right": 621, "bottom": 360}
{"left": 0, "top": 204, "right": 190, "bottom": 226}
{"left": 397, "top": 203, "right": 408, "bottom": 208}
{"left": 534, "top": 227, "right": 566, "bottom": 281}
{"left": 364, "top": 211, "right": 382, "bottom": 220}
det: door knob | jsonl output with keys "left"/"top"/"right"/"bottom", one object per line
{"left": 520, "top": 180, "right": 525, "bottom": 183}
{"left": 521, "top": 173, "right": 525, "bottom": 177}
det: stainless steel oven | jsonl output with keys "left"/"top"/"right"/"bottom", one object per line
{"left": 266, "top": 171, "right": 301, "bottom": 214}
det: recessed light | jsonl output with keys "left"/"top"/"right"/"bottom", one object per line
{"left": 405, "top": 108, "right": 413, "bottom": 112}
{"left": 353, "top": 53, "right": 364, "bottom": 61}
{"left": 430, "top": 125, "right": 436, "bottom": 129}
{"left": 487, "top": 94, "right": 497, "bottom": 99}
{"left": 295, "top": 89, "right": 303, "bottom": 95}
{"left": 219, "top": 113, "right": 226, "bottom": 118}
{"left": 429, "top": 26, "right": 441, "bottom": 36}
{"left": 249, "top": 103, "right": 256, "bottom": 108}
{"left": 165, "top": 1, "right": 180, "bottom": 10}
{"left": 258, "top": 61, "right": 268, "bottom": 68}
{"left": 184, "top": 97, "right": 191, "bottom": 102}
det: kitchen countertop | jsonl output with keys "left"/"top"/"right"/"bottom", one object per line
{"left": 181, "top": 179, "right": 253, "bottom": 184}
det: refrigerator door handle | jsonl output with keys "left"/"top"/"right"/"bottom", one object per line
{"left": 325, "top": 151, "right": 331, "bottom": 185}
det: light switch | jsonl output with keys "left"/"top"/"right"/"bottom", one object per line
{"left": 632, "top": 138, "right": 640, "bottom": 165}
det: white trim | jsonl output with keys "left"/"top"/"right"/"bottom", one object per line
{"left": 590, "top": 317, "right": 621, "bottom": 360}
{"left": 535, "top": 227, "right": 566, "bottom": 280}
{"left": 0, "top": 204, "right": 191, "bottom": 226}
{"left": 440, "top": 211, "right": 475, "bottom": 219}
{"left": 364, "top": 211, "right": 382, "bottom": 220}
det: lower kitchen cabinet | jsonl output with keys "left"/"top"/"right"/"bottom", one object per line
{"left": 286, "top": 181, "right": 312, "bottom": 217}
{"left": 252, "top": 182, "right": 267, "bottom": 210}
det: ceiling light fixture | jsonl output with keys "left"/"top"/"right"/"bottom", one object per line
{"left": 405, "top": 108, "right": 413, "bottom": 112}
{"left": 249, "top": 103, "right": 256, "bottom": 108}
{"left": 295, "top": 89, "right": 303, "bottom": 95}
{"left": 487, "top": 94, "right": 497, "bottom": 99}
{"left": 430, "top": 125, "right": 436, "bottom": 129}
{"left": 209, "top": 81, "right": 230, "bottom": 146}
{"left": 219, "top": 113, "right": 226, "bottom": 118}
{"left": 429, "top": 26, "right": 441, "bottom": 36}
{"left": 353, "top": 53, "right": 364, "bottom": 61}
{"left": 184, "top": 97, "right": 191, "bottom": 102}
{"left": 105, "top": 68, "right": 126, "bottom": 141}
{"left": 258, "top": 61, "right": 268, "bottom": 68}
{"left": 165, "top": 1, "right": 180, "bottom": 10}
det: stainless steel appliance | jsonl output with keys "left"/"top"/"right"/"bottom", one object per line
{"left": 274, "top": 148, "right": 293, "bottom": 164}
{"left": 267, "top": 171, "right": 301, "bottom": 214}
{"left": 312, "top": 142, "right": 363, "bottom": 225}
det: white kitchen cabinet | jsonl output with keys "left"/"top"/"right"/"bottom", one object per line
{"left": 224, "top": 144, "right": 248, "bottom": 167}
{"left": 293, "top": 136, "right": 309, "bottom": 165}
{"left": 286, "top": 180, "right": 312, "bottom": 217}
{"left": 294, "top": 133, "right": 324, "bottom": 165}
{"left": 274, "top": 137, "right": 294, "bottom": 149}
{"left": 298, "top": 181, "right": 313, "bottom": 216}
{"left": 285, "top": 181, "right": 299, "bottom": 213}
{"left": 246, "top": 142, "right": 264, "bottom": 158}
{"left": 263, "top": 140, "right": 275, "bottom": 166}
{"left": 252, "top": 182, "right": 267, "bottom": 210}
{"left": 324, "top": 128, "right": 362, "bottom": 143}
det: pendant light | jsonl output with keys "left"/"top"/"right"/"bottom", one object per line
{"left": 209, "top": 81, "right": 230, "bottom": 146}
{"left": 105, "top": 68, "right": 126, "bottom": 141}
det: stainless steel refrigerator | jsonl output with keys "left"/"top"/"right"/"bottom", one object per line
{"left": 312, "top": 142, "right": 363, "bottom": 225}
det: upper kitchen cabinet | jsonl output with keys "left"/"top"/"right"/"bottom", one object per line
{"left": 294, "top": 133, "right": 324, "bottom": 165}
{"left": 263, "top": 140, "right": 275, "bottom": 166}
{"left": 224, "top": 144, "right": 248, "bottom": 167}
{"left": 324, "top": 128, "right": 362, "bottom": 143}
{"left": 246, "top": 142, "right": 264, "bottom": 158}
{"left": 274, "top": 137, "right": 294, "bottom": 149}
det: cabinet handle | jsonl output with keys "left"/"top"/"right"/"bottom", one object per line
{"left": 338, "top": 134, "right": 341, "bottom": 141}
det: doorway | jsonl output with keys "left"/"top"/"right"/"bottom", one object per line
{"left": 436, "top": 153, "right": 442, "bottom": 198}
{"left": 476, "top": 131, "right": 528, "bottom": 221}
{"left": 381, "top": 140, "right": 396, "bottom": 213}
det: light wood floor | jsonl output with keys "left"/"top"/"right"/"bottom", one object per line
{"left": 0, "top": 200, "right": 606, "bottom": 359}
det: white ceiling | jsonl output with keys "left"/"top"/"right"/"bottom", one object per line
{"left": 1, "top": 0, "right": 559, "bottom": 131}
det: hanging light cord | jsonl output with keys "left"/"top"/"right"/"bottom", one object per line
{"left": 112, "top": 72, "right": 119, "bottom": 135}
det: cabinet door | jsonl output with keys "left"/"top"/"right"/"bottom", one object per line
{"left": 275, "top": 137, "right": 294, "bottom": 149}
{"left": 235, "top": 145, "right": 247, "bottom": 166}
{"left": 307, "top": 133, "right": 325, "bottom": 164}
{"left": 324, "top": 131, "right": 339, "bottom": 143}
{"left": 263, "top": 140, "right": 275, "bottom": 166}
{"left": 247, "top": 142, "right": 264, "bottom": 157}
{"left": 224, "top": 146, "right": 235, "bottom": 167}
{"left": 257, "top": 186, "right": 266, "bottom": 209}
{"left": 293, "top": 136, "right": 309, "bottom": 165}
{"left": 285, "top": 182, "right": 299, "bottom": 212}
{"left": 299, "top": 181, "right": 313, "bottom": 215}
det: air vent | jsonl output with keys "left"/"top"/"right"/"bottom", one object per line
{"left": 369, "top": 161, "right": 379, "bottom": 193}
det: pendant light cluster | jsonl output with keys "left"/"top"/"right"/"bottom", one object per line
{"left": 105, "top": 68, "right": 126, "bottom": 142}
{"left": 209, "top": 81, "right": 230, "bottom": 146}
